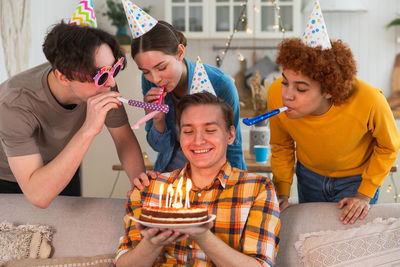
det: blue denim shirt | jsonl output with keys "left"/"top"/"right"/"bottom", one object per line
{"left": 142, "top": 58, "right": 246, "bottom": 172}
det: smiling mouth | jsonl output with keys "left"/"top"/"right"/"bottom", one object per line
{"left": 193, "top": 148, "right": 212, "bottom": 154}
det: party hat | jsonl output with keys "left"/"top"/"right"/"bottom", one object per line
{"left": 121, "top": 0, "right": 158, "bottom": 38}
{"left": 189, "top": 57, "right": 216, "bottom": 96}
{"left": 69, "top": 0, "right": 97, "bottom": 28}
{"left": 302, "top": 0, "right": 331, "bottom": 50}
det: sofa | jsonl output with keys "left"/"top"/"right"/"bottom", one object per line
{"left": 1, "top": 193, "right": 399, "bottom": 266}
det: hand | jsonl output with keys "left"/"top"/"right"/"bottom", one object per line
{"left": 278, "top": 195, "right": 290, "bottom": 212}
{"left": 338, "top": 192, "right": 371, "bottom": 224}
{"left": 136, "top": 222, "right": 188, "bottom": 246}
{"left": 173, "top": 221, "right": 214, "bottom": 241}
{"left": 127, "top": 171, "right": 160, "bottom": 197}
{"left": 143, "top": 87, "right": 166, "bottom": 121}
{"left": 82, "top": 91, "right": 122, "bottom": 137}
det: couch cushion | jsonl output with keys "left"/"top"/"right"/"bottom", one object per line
{"left": 0, "top": 194, "right": 126, "bottom": 257}
{"left": 276, "top": 202, "right": 400, "bottom": 267}
{"left": 294, "top": 217, "right": 400, "bottom": 267}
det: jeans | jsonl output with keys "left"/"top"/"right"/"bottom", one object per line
{"left": 296, "top": 161, "right": 380, "bottom": 204}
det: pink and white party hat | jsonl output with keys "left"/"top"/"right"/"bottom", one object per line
{"left": 121, "top": 0, "right": 158, "bottom": 38}
{"left": 302, "top": 0, "right": 331, "bottom": 50}
{"left": 189, "top": 57, "right": 216, "bottom": 96}
{"left": 69, "top": 0, "right": 97, "bottom": 28}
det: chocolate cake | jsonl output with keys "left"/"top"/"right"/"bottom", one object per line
{"left": 140, "top": 206, "right": 209, "bottom": 224}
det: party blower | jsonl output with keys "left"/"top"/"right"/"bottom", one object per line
{"left": 116, "top": 97, "right": 169, "bottom": 113}
{"left": 242, "top": 107, "right": 288, "bottom": 126}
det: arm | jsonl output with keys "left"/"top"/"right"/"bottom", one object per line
{"left": 191, "top": 229, "right": 262, "bottom": 267}
{"left": 338, "top": 89, "right": 400, "bottom": 224}
{"left": 115, "top": 188, "right": 186, "bottom": 267}
{"left": 108, "top": 123, "right": 145, "bottom": 187}
{"left": 116, "top": 232, "right": 164, "bottom": 267}
{"left": 358, "top": 91, "right": 400, "bottom": 198}
{"left": 142, "top": 76, "right": 174, "bottom": 153}
{"left": 8, "top": 91, "right": 122, "bottom": 208}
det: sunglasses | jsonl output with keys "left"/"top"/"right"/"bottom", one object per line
{"left": 93, "top": 57, "right": 125, "bottom": 87}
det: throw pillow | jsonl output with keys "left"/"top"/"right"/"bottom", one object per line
{"left": 3, "top": 254, "right": 115, "bottom": 267}
{"left": 0, "top": 221, "right": 53, "bottom": 266}
{"left": 295, "top": 217, "right": 400, "bottom": 267}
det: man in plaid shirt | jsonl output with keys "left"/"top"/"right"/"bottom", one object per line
{"left": 115, "top": 92, "right": 280, "bottom": 267}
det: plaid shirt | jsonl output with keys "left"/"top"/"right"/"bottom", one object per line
{"left": 116, "top": 162, "right": 280, "bottom": 266}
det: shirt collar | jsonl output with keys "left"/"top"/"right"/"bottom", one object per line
{"left": 178, "top": 161, "right": 233, "bottom": 189}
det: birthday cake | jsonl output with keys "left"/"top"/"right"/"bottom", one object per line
{"left": 140, "top": 206, "right": 209, "bottom": 224}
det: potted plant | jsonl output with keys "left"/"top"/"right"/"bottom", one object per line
{"left": 103, "top": 0, "right": 152, "bottom": 45}
{"left": 386, "top": 15, "right": 400, "bottom": 29}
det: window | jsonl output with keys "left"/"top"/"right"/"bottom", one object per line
{"left": 165, "top": 0, "right": 301, "bottom": 39}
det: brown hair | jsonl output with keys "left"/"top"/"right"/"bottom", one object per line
{"left": 175, "top": 92, "right": 233, "bottom": 131}
{"left": 131, "top": 20, "right": 187, "bottom": 58}
{"left": 42, "top": 22, "right": 125, "bottom": 82}
{"left": 276, "top": 38, "right": 357, "bottom": 105}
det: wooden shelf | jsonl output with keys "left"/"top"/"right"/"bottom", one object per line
{"left": 112, "top": 152, "right": 398, "bottom": 174}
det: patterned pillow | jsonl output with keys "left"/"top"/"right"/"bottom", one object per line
{"left": 0, "top": 221, "right": 53, "bottom": 265}
{"left": 295, "top": 217, "right": 400, "bottom": 267}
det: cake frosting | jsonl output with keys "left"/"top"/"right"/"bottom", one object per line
{"left": 140, "top": 206, "right": 208, "bottom": 224}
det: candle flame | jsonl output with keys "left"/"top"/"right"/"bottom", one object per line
{"left": 185, "top": 179, "right": 192, "bottom": 208}
{"left": 159, "top": 178, "right": 193, "bottom": 209}
{"left": 166, "top": 184, "right": 174, "bottom": 208}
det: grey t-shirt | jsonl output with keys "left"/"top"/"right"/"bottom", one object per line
{"left": 0, "top": 63, "right": 129, "bottom": 182}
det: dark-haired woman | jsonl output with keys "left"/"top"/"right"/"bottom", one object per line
{"left": 131, "top": 20, "right": 246, "bottom": 172}
{"left": 269, "top": 38, "right": 400, "bottom": 224}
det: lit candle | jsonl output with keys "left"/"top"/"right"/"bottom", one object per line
{"left": 184, "top": 179, "right": 192, "bottom": 209}
{"left": 159, "top": 184, "right": 164, "bottom": 208}
{"left": 173, "top": 177, "right": 183, "bottom": 208}
{"left": 166, "top": 184, "right": 174, "bottom": 208}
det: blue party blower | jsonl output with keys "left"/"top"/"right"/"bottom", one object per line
{"left": 242, "top": 107, "right": 288, "bottom": 126}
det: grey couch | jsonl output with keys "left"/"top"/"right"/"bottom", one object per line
{"left": 1, "top": 194, "right": 399, "bottom": 266}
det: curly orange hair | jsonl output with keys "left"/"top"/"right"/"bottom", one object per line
{"left": 276, "top": 38, "right": 357, "bottom": 105}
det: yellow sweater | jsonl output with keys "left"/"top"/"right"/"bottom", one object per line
{"left": 268, "top": 77, "right": 400, "bottom": 198}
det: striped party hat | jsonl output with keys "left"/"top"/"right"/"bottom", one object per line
{"left": 69, "top": 0, "right": 97, "bottom": 28}
{"left": 189, "top": 57, "right": 216, "bottom": 96}
{"left": 121, "top": 0, "right": 158, "bottom": 38}
{"left": 302, "top": 0, "right": 331, "bottom": 50}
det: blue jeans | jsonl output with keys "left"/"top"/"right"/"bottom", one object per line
{"left": 296, "top": 161, "right": 379, "bottom": 204}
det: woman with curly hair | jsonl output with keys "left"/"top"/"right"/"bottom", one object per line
{"left": 268, "top": 36, "right": 400, "bottom": 224}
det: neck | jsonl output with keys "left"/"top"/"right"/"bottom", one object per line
{"left": 173, "top": 60, "right": 188, "bottom": 98}
{"left": 189, "top": 160, "right": 226, "bottom": 189}
{"left": 313, "top": 98, "right": 333, "bottom": 116}
{"left": 48, "top": 71, "right": 77, "bottom": 106}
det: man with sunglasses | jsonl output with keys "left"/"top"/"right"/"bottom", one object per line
{"left": 0, "top": 22, "right": 145, "bottom": 208}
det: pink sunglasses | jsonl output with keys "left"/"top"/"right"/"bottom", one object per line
{"left": 93, "top": 57, "right": 125, "bottom": 87}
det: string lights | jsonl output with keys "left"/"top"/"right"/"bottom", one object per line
{"left": 216, "top": 0, "right": 285, "bottom": 68}
{"left": 386, "top": 175, "right": 399, "bottom": 202}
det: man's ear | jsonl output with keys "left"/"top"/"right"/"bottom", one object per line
{"left": 177, "top": 44, "right": 185, "bottom": 61}
{"left": 54, "top": 69, "right": 71, "bottom": 87}
{"left": 227, "top": 125, "right": 235, "bottom": 145}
